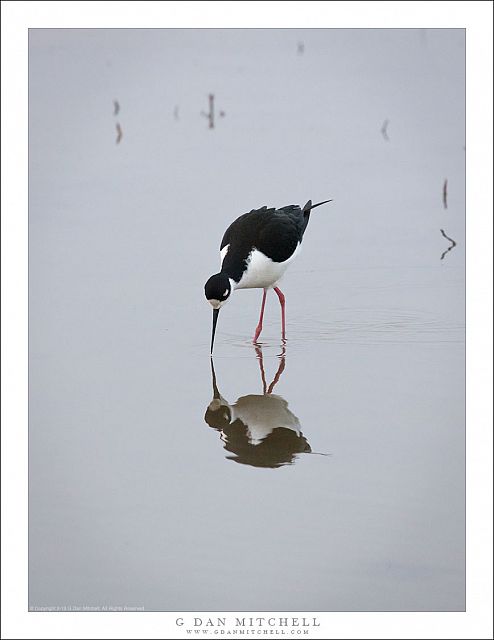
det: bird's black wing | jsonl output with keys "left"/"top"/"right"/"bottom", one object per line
{"left": 220, "top": 205, "right": 305, "bottom": 277}
{"left": 256, "top": 205, "right": 305, "bottom": 263}
{"left": 219, "top": 207, "right": 267, "bottom": 251}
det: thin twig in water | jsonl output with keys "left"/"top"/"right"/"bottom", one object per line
{"left": 443, "top": 179, "right": 448, "bottom": 209}
{"left": 440, "top": 228, "right": 456, "bottom": 260}
{"left": 381, "top": 119, "right": 390, "bottom": 141}
{"left": 202, "top": 95, "right": 213, "bottom": 128}
{"left": 201, "top": 94, "right": 215, "bottom": 129}
{"left": 115, "top": 123, "right": 123, "bottom": 144}
{"left": 113, "top": 99, "right": 120, "bottom": 116}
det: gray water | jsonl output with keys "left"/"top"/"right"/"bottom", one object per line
{"left": 29, "top": 29, "right": 465, "bottom": 611}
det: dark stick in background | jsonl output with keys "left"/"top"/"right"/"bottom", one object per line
{"left": 381, "top": 118, "right": 390, "bottom": 141}
{"left": 115, "top": 123, "right": 123, "bottom": 144}
{"left": 201, "top": 94, "right": 215, "bottom": 129}
{"left": 440, "top": 228, "right": 456, "bottom": 260}
{"left": 208, "top": 94, "right": 214, "bottom": 129}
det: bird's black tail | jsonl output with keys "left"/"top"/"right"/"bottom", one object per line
{"left": 301, "top": 199, "right": 331, "bottom": 234}
{"left": 303, "top": 199, "right": 332, "bottom": 214}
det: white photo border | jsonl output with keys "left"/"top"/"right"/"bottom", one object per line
{"left": 1, "top": 2, "right": 492, "bottom": 638}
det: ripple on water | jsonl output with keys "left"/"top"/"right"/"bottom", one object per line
{"left": 187, "top": 307, "right": 464, "bottom": 356}
{"left": 290, "top": 307, "right": 464, "bottom": 346}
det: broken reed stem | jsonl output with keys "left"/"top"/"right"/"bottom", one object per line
{"left": 440, "top": 228, "right": 456, "bottom": 246}
{"left": 440, "top": 228, "right": 457, "bottom": 261}
{"left": 381, "top": 119, "right": 390, "bottom": 141}
{"left": 208, "top": 94, "right": 215, "bottom": 129}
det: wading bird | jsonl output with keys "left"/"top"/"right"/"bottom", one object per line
{"left": 205, "top": 199, "right": 332, "bottom": 352}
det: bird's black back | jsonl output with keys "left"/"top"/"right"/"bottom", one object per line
{"left": 220, "top": 204, "right": 309, "bottom": 282}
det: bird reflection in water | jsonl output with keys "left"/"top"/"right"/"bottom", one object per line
{"left": 205, "top": 346, "right": 312, "bottom": 468}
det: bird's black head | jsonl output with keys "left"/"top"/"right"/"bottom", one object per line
{"left": 204, "top": 272, "right": 232, "bottom": 310}
{"left": 205, "top": 273, "right": 233, "bottom": 353}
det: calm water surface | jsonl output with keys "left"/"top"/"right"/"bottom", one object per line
{"left": 29, "top": 28, "right": 465, "bottom": 611}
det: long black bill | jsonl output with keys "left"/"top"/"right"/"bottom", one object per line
{"left": 211, "top": 308, "right": 220, "bottom": 354}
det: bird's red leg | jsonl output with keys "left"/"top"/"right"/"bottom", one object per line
{"left": 273, "top": 287, "right": 286, "bottom": 340}
{"left": 253, "top": 289, "right": 267, "bottom": 343}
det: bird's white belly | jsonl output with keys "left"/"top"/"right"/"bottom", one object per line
{"left": 232, "top": 244, "right": 301, "bottom": 290}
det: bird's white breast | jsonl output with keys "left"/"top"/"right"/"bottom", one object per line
{"left": 230, "top": 243, "right": 302, "bottom": 290}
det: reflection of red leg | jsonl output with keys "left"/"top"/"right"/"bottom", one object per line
{"left": 267, "top": 355, "right": 286, "bottom": 394}
{"left": 273, "top": 287, "right": 286, "bottom": 340}
{"left": 253, "top": 289, "right": 267, "bottom": 342}
{"left": 255, "top": 345, "right": 267, "bottom": 394}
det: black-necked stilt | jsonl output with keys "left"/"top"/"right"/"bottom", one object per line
{"left": 205, "top": 199, "right": 332, "bottom": 351}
